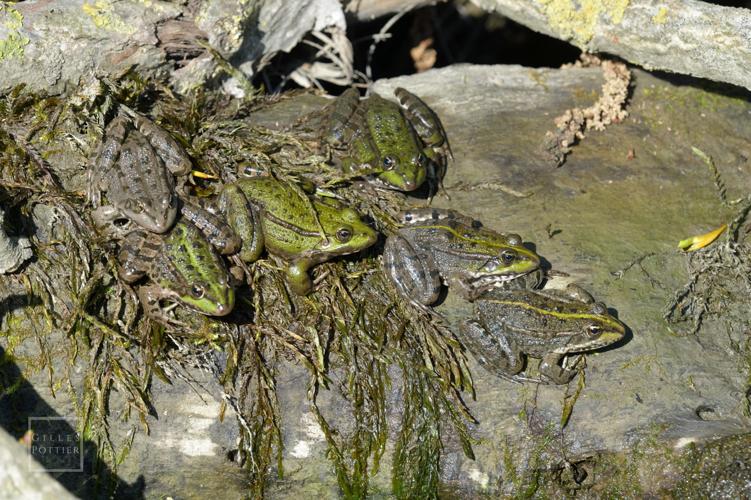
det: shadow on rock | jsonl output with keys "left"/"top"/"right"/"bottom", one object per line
{"left": 0, "top": 295, "right": 145, "bottom": 499}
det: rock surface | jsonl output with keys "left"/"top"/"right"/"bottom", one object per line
{"left": 0, "top": 0, "right": 349, "bottom": 96}
{"left": 0, "top": 428, "right": 76, "bottom": 500}
{"left": 471, "top": 0, "right": 751, "bottom": 92}
{"left": 2, "top": 62, "right": 751, "bottom": 497}
{"left": 371, "top": 63, "right": 751, "bottom": 493}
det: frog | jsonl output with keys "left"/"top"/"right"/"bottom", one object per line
{"left": 460, "top": 284, "right": 626, "bottom": 384}
{"left": 118, "top": 219, "right": 235, "bottom": 324}
{"left": 213, "top": 176, "right": 378, "bottom": 295}
{"left": 311, "top": 87, "right": 451, "bottom": 192}
{"left": 382, "top": 208, "right": 541, "bottom": 306}
{"left": 90, "top": 109, "right": 192, "bottom": 234}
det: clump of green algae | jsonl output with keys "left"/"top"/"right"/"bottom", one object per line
{"left": 0, "top": 75, "right": 475, "bottom": 498}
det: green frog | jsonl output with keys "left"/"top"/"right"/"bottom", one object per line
{"left": 118, "top": 219, "right": 235, "bottom": 324}
{"left": 383, "top": 208, "right": 541, "bottom": 305}
{"left": 214, "top": 176, "right": 378, "bottom": 294}
{"left": 461, "top": 284, "right": 626, "bottom": 384}
{"left": 90, "top": 110, "right": 192, "bottom": 234}
{"left": 314, "top": 87, "right": 450, "bottom": 192}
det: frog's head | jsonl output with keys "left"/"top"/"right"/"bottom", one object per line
{"left": 374, "top": 151, "right": 428, "bottom": 192}
{"left": 124, "top": 194, "right": 179, "bottom": 234}
{"left": 554, "top": 302, "right": 625, "bottom": 354}
{"left": 315, "top": 203, "right": 378, "bottom": 257}
{"left": 167, "top": 223, "right": 235, "bottom": 316}
{"left": 364, "top": 97, "right": 428, "bottom": 191}
{"left": 178, "top": 272, "right": 235, "bottom": 317}
{"left": 469, "top": 233, "right": 542, "bottom": 288}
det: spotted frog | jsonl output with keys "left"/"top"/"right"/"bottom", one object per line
{"left": 118, "top": 219, "right": 235, "bottom": 324}
{"left": 214, "top": 176, "right": 378, "bottom": 294}
{"left": 313, "top": 87, "right": 450, "bottom": 192}
{"left": 461, "top": 284, "right": 626, "bottom": 384}
{"left": 90, "top": 110, "right": 192, "bottom": 234}
{"left": 383, "top": 208, "right": 541, "bottom": 305}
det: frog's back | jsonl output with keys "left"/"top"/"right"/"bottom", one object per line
{"left": 236, "top": 177, "right": 314, "bottom": 222}
{"left": 478, "top": 291, "right": 588, "bottom": 355}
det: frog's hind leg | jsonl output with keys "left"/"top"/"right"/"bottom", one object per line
{"left": 215, "top": 185, "right": 265, "bottom": 263}
{"left": 394, "top": 87, "right": 452, "bottom": 158}
{"left": 89, "top": 114, "right": 130, "bottom": 206}
{"left": 323, "top": 87, "right": 362, "bottom": 147}
{"left": 122, "top": 106, "right": 192, "bottom": 176}
{"left": 383, "top": 234, "right": 442, "bottom": 306}
{"left": 116, "top": 231, "right": 155, "bottom": 283}
{"left": 180, "top": 200, "right": 241, "bottom": 255}
{"left": 539, "top": 353, "right": 577, "bottom": 385}
{"left": 395, "top": 87, "right": 452, "bottom": 198}
{"left": 461, "top": 319, "right": 525, "bottom": 379}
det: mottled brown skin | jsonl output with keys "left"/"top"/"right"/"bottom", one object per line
{"left": 461, "top": 285, "right": 626, "bottom": 384}
{"left": 90, "top": 110, "right": 191, "bottom": 234}
{"left": 383, "top": 208, "right": 541, "bottom": 305}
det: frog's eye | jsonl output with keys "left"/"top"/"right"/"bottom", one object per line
{"left": 587, "top": 325, "right": 601, "bottom": 336}
{"left": 191, "top": 285, "right": 205, "bottom": 299}
{"left": 336, "top": 227, "right": 353, "bottom": 243}
{"left": 500, "top": 250, "right": 517, "bottom": 265}
{"left": 382, "top": 155, "right": 397, "bottom": 170}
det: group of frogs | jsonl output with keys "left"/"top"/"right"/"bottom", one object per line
{"left": 88, "top": 88, "right": 625, "bottom": 385}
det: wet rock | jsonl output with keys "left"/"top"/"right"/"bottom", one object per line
{"left": 471, "top": 0, "right": 751, "bottom": 92}
{"left": 3, "top": 62, "right": 751, "bottom": 497}
{"left": 0, "top": 428, "right": 76, "bottom": 500}
{"left": 0, "top": 207, "right": 32, "bottom": 274}
{"left": 371, "top": 63, "right": 751, "bottom": 494}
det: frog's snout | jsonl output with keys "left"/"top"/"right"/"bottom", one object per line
{"left": 401, "top": 178, "right": 418, "bottom": 191}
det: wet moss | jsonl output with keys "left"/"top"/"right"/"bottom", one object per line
{"left": 0, "top": 75, "right": 475, "bottom": 497}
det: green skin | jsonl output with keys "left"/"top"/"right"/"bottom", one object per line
{"left": 462, "top": 284, "right": 626, "bottom": 384}
{"left": 383, "top": 209, "right": 541, "bottom": 306}
{"left": 217, "top": 176, "right": 378, "bottom": 294}
{"left": 118, "top": 220, "right": 235, "bottom": 323}
{"left": 320, "top": 88, "right": 449, "bottom": 191}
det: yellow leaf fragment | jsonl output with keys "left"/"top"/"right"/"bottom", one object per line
{"left": 678, "top": 224, "right": 727, "bottom": 251}
{"left": 191, "top": 170, "right": 218, "bottom": 180}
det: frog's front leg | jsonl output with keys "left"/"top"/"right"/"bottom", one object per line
{"left": 286, "top": 259, "right": 314, "bottom": 295}
{"left": 91, "top": 205, "right": 134, "bottom": 239}
{"left": 137, "top": 284, "right": 187, "bottom": 327}
{"left": 461, "top": 319, "right": 525, "bottom": 378}
{"left": 383, "top": 234, "right": 442, "bottom": 305}
{"left": 452, "top": 274, "right": 500, "bottom": 302}
{"left": 215, "top": 185, "right": 264, "bottom": 263}
{"left": 539, "top": 353, "right": 577, "bottom": 384}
